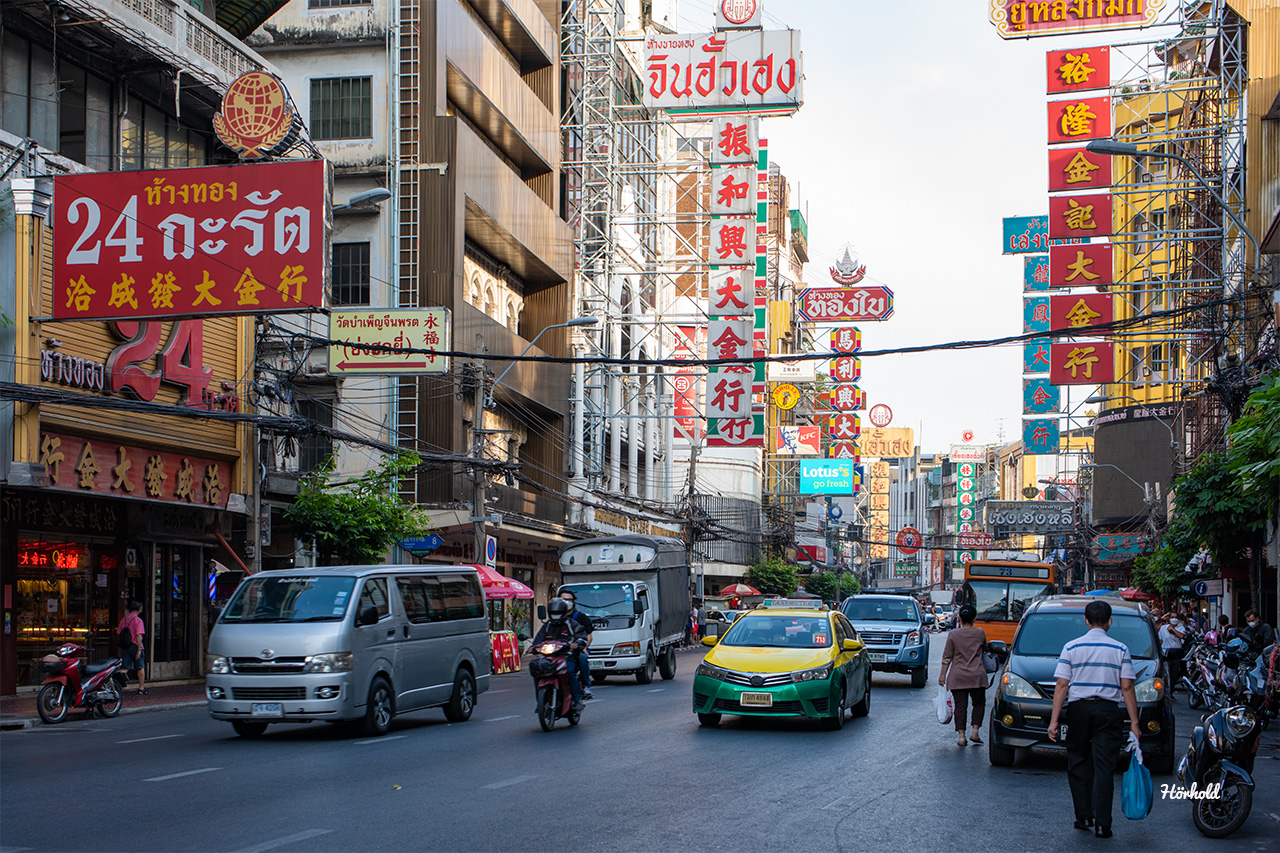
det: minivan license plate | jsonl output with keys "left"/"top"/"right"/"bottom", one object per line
{"left": 740, "top": 692, "right": 773, "bottom": 707}
{"left": 251, "top": 703, "right": 283, "bottom": 718}
{"left": 868, "top": 653, "right": 887, "bottom": 663}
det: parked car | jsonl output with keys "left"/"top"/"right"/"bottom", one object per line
{"left": 839, "top": 594, "right": 932, "bottom": 687}
{"left": 988, "top": 595, "right": 1176, "bottom": 772}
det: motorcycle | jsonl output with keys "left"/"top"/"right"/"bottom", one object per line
{"left": 529, "top": 639, "right": 582, "bottom": 732}
{"left": 36, "top": 642, "right": 126, "bottom": 724}
{"left": 1177, "top": 704, "right": 1261, "bottom": 838}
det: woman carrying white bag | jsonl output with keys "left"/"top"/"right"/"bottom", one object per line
{"left": 938, "top": 604, "right": 990, "bottom": 746}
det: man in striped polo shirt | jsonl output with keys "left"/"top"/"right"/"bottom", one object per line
{"left": 1047, "top": 600, "right": 1141, "bottom": 839}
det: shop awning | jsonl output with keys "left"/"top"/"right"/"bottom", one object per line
{"left": 213, "top": 0, "right": 291, "bottom": 40}
{"left": 470, "top": 564, "right": 535, "bottom": 600}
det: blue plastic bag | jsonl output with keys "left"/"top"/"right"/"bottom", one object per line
{"left": 1122, "top": 740, "right": 1153, "bottom": 820}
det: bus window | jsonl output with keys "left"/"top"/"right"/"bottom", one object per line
{"left": 966, "top": 580, "right": 1009, "bottom": 621}
{"left": 1010, "top": 581, "right": 1054, "bottom": 621}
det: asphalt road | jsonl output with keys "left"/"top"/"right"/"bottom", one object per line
{"left": 2, "top": 641, "right": 1277, "bottom": 853}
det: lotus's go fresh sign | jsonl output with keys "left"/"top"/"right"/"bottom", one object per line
{"left": 800, "top": 459, "right": 854, "bottom": 495}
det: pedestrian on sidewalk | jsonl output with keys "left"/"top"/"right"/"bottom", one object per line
{"left": 938, "top": 604, "right": 988, "bottom": 746}
{"left": 1047, "top": 600, "right": 1141, "bottom": 840}
{"left": 1158, "top": 613, "right": 1186, "bottom": 692}
{"left": 117, "top": 600, "right": 149, "bottom": 695}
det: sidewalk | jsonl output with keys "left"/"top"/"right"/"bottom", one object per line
{"left": 0, "top": 680, "right": 208, "bottom": 730}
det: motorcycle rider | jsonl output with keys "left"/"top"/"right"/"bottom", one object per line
{"left": 560, "top": 589, "right": 595, "bottom": 700}
{"left": 532, "top": 598, "right": 587, "bottom": 710}
{"left": 1240, "top": 609, "right": 1276, "bottom": 657}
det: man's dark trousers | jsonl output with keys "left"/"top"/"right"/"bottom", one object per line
{"left": 1065, "top": 697, "right": 1125, "bottom": 829}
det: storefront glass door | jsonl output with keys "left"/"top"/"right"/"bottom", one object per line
{"left": 149, "top": 544, "right": 199, "bottom": 670}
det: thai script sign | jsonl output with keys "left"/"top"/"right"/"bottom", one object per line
{"left": 643, "top": 30, "right": 803, "bottom": 117}
{"left": 1093, "top": 533, "right": 1151, "bottom": 563}
{"left": 800, "top": 459, "right": 854, "bottom": 495}
{"left": 52, "top": 160, "right": 330, "bottom": 321}
{"left": 798, "top": 287, "right": 894, "bottom": 322}
{"left": 950, "top": 444, "right": 986, "bottom": 462}
{"left": 988, "top": 0, "right": 1166, "bottom": 40}
{"left": 37, "top": 431, "right": 232, "bottom": 508}
{"left": 957, "top": 532, "right": 995, "bottom": 549}
{"left": 1003, "top": 215, "right": 1086, "bottom": 254}
{"left": 328, "top": 308, "right": 450, "bottom": 375}
{"left": 861, "top": 427, "right": 914, "bottom": 459}
{"left": 985, "top": 500, "right": 1075, "bottom": 534}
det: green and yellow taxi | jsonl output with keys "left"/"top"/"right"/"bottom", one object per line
{"left": 692, "top": 599, "right": 871, "bottom": 730}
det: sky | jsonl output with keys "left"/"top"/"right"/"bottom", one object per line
{"left": 674, "top": 0, "right": 1106, "bottom": 454}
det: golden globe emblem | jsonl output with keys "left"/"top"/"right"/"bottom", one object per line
{"left": 214, "top": 71, "right": 296, "bottom": 160}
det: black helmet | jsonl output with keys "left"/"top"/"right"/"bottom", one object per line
{"left": 548, "top": 598, "right": 570, "bottom": 622}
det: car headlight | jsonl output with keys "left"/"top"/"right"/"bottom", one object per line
{"left": 697, "top": 662, "right": 732, "bottom": 681}
{"left": 1134, "top": 677, "right": 1164, "bottom": 703}
{"left": 303, "top": 653, "right": 353, "bottom": 673}
{"left": 905, "top": 630, "right": 922, "bottom": 645}
{"left": 613, "top": 642, "right": 641, "bottom": 656}
{"left": 999, "top": 672, "right": 1040, "bottom": 699}
{"left": 207, "top": 655, "right": 230, "bottom": 674}
{"left": 1225, "top": 707, "right": 1256, "bottom": 737}
{"left": 792, "top": 663, "right": 834, "bottom": 683}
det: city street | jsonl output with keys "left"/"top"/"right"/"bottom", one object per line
{"left": 3, "top": 642, "right": 1277, "bottom": 853}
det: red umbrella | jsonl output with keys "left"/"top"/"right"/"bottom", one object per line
{"left": 470, "top": 564, "right": 534, "bottom": 600}
{"left": 720, "top": 583, "right": 761, "bottom": 596}
{"left": 1119, "top": 586, "right": 1158, "bottom": 601}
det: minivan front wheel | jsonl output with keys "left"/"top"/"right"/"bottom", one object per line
{"left": 443, "top": 669, "right": 476, "bottom": 723}
{"left": 359, "top": 676, "right": 394, "bottom": 737}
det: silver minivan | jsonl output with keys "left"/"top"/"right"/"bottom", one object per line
{"left": 206, "top": 565, "right": 491, "bottom": 737}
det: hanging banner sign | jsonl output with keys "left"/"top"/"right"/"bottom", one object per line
{"left": 1048, "top": 145, "right": 1112, "bottom": 193}
{"left": 1024, "top": 339, "right": 1052, "bottom": 374}
{"left": 828, "top": 356, "right": 862, "bottom": 384}
{"left": 828, "top": 413, "right": 861, "bottom": 443}
{"left": 52, "top": 160, "right": 331, "bottom": 321}
{"left": 828, "top": 384, "right": 865, "bottom": 412}
{"left": 1023, "top": 418, "right": 1062, "bottom": 455}
{"left": 712, "top": 116, "right": 760, "bottom": 164}
{"left": 777, "top": 425, "right": 821, "bottom": 456}
{"left": 1050, "top": 292, "right": 1113, "bottom": 332}
{"left": 986, "top": 500, "right": 1075, "bottom": 534}
{"left": 328, "top": 308, "right": 451, "bottom": 374}
{"left": 1046, "top": 45, "right": 1111, "bottom": 94}
{"left": 707, "top": 412, "right": 765, "bottom": 447}
{"left": 1047, "top": 97, "right": 1112, "bottom": 145}
{"left": 1049, "top": 243, "right": 1113, "bottom": 288}
{"left": 1049, "top": 341, "right": 1115, "bottom": 385}
{"left": 1024, "top": 296, "right": 1051, "bottom": 334}
{"left": 1023, "top": 376, "right": 1061, "bottom": 415}
{"left": 989, "top": 1, "right": 1166, "bottom": 40}
{"left": 1048, "top": 192, "right": 1113, "bottom": 240}
{"left": 1024, "top": 255, "right": 1050, "bottom": 291}
{"left": 643, "top": 29, "right": 804, "bottom": 117}
{"left": 830, "top": 327, "right": 862, "bottom": 354}
{"left": 798, "top": 287, "right": 894, "bottom": 322}
{"left": 1003, "top": 215, "right": 1087, "bottom": 255}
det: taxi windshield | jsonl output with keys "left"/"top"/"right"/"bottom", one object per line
{"left": 720, "top": 614, "right": 833, "bottom": 648}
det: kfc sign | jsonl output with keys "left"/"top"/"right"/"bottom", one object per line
{"left": 52, "top": 160, "right": 329, "bottom": 321}
{"left": 643, "top": 30, "right": 803, "bottom": 117}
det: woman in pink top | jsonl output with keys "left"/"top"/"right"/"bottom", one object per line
{"left": 116, "top": 600, "right": 148, "bottom": 695}
{"left": 938, "top": 604, "right": 989, "bottom": 746}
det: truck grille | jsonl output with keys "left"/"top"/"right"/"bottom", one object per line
{"left": 231, "top": 687, "right": 306, "bottom": 701}
{"left": 858, "top": 631, "right": 903, "bottom": 646}
{"left": 231, "top": 657, "right": 307, "bottom": 674}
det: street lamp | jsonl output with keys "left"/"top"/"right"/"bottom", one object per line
{"left": 332, "top": 188, "right": 392, "bottom": 212}
{"left": 1084, "top": 139, "right": 1261, "bottom": 262}
{"left": 486, "top": 316, "right": 598, "bottom": 407}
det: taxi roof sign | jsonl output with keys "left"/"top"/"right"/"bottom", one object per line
{"left": 759, "top": 598, "right": 824, "bottom": 610}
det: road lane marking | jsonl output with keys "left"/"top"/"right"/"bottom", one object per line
{"left": 144, "top": 768, "right": 220, "bottom": 782}
{"left": 118, "top": 734, "right": 184, "bottom": 744}
{"left": 645, "top": 688, "right": 664, "bottom": 693}
{"left": 487, "top": 689, "right": 509, "bottom": 694}
{"left": 354, "top": 735, "right": 407, "bottom": 745}
{"left": 894, "top": 755, "right": 911, "bottom": 767}
{"left": 233, "top": 829, "right": 331, "bottom": 852}
{"left": 821, "top": 797, "right": 845, "bottom": 810}
{"left": 484, "top": 715, "right": 519, "bottom": 722}
{"left": 484, "top": 775, "right": 535, "bottom": 790}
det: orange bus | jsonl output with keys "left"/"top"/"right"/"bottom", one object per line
{"left": 958, "top": 559, "right": 1057, "bottom": 644}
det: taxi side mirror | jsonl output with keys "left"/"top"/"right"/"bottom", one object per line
{"left": 701, "top": 635, "right": 719, "bottom": 647}
{"left": 842, "top": 638, "right": 863, "bottom": 652}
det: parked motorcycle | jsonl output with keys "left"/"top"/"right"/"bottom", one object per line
{"left": 529, "top": 638, "right": 582, "bottom": 732}
{"left": 1177, "top": 704, "right": 1261, "bottom": 838}
{"left": 36, "top": 643, "right": 126, "bottom": 724}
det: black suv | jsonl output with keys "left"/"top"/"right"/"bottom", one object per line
{"left": 988, "top": 596, "right": 1175, "bottom": 773}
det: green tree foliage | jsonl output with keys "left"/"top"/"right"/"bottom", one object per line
{"left": 745, "top": 554, "right": 799, "bottom": 596}
{"left": 1226, "top": 372, "right": 1280, "bottom": 516}
{"left": 285, "top": 452, "right": 432, "bottom": 565}
{"left": 802, "top": 571, "right": 861, "bottom": 603}
{"left": 1132, "top": 514, "right": 1197, "bottom": 598}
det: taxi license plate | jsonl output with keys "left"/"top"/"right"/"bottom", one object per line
{"left": 251, "top": 703, "right": 283, "bottom": 718}
{"left": 740, "top": 692, "right": 773, "bottom": 707}
{"left": 868, "top": 653, "right": 887, "bottom": 663}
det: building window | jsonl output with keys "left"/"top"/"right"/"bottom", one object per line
{"left": 309, "top": 0, "right": 370, "bottom": 6}
{"left": 294, "top": 396, "right": 333, "bottom": 473}
{"left": 310, "top": 77, "right": 372, "bottom": 140}
{"left": 332, "top": 242, "right": 371, "bottom": 306}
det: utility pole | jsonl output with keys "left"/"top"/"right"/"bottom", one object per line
{"left": 472, "top": 332, "right": 487, "bottom": 565}
{"left": 686, "top": 436, "right": 701, "bottom": 598}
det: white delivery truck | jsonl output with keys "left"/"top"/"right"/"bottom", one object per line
{"left": 557, "top": 535, "right": 690, "bottom": 684}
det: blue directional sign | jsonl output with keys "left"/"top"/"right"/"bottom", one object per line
{"left": 400, "top": 534, "right": 443, "bottom": 553}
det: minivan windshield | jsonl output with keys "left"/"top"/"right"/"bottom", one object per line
{"left": 569, "top": 583, "right": 636, "bottom": 628}
{"left": 841, "top": 598, "right": 918, "bottom": 622}
{"left": 221, "top": 576, "right": 356, "bottom": 623}
{"left": 1013, "top": 612, "right": 1157, "bottom": 659}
